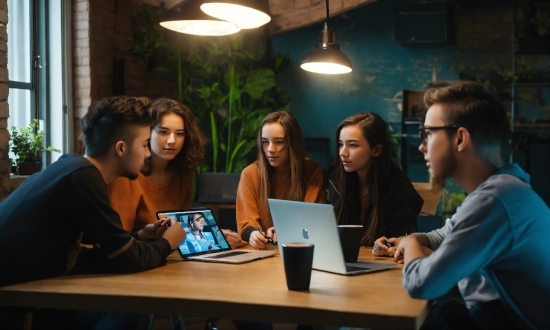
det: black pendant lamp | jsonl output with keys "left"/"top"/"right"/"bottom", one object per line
{"left": 300, "top": 0, "right": 352, "bottom": 74}
{"left": 200, "top": 0, "right": 271, "bottom": 29}
{"left": 159, "top": 0, "right": 240, "bottom": 36}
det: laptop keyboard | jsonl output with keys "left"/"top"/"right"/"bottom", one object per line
{"left": 204, "top": 251, "right": 249, "bottom": 259}
{"left": 346, "top": 265, "right": 371, "bottom": 272}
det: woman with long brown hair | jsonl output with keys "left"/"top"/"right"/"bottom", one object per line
{"left": 236, "top": 110, "right": 326, "bottom": 249}
{"left": 331, "top": 112, "right": 423, "bottom": 246}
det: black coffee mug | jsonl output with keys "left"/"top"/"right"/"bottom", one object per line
{"left": 282, "top": 243, "right": 314, "bottom": 291}
{"left": 337, "top": 225, "right": 363, "bottom": 263}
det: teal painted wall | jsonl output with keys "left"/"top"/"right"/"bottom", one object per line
{"left": 270, "top": 0, "right": 459, "bottom": 158}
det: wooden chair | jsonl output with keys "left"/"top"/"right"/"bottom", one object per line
{"left": 196, "top": 173, "right": 240, "bottom": 232}
{"left": 412, "top": 175, "right": 444, "bottom": 216}
{"left": 413, "top": 175, "right": 444, "bottom": 232}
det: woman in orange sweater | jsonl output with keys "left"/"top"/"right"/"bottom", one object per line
{"left": 237, "top": 110, "right": 326, "bottom": 249}
{"left": 107, "top": 98, "right": 206, "bottom": 241}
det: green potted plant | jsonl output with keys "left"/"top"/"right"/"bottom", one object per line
{"left": 10, "top": 119, "right": 60, "bottom": 175}
{"left": 177, "top": 36, "right": 291, "bottom": 173}
{"left": 129, "top": 5, "right": 290, "bottom": 173}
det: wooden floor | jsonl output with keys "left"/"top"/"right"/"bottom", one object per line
{"left": 148, "top": 316, "right": 303, "bottom": 330}
{"left": 148, "top": 317, "right": 356, "bottom": 330}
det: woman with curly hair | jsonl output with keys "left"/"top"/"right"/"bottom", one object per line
{"left": 107, "top": 98, "right": 207, "bottom": 240}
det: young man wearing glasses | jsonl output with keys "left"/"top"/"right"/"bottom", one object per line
{"left": 392, "top": 81, "right": 550, "bottom": 329}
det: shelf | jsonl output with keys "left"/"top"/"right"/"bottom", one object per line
{"left": 514, "top": 123, "right": 550, "bottom": 128}
{"left": 513, "top": 82, "right": 550, "bottom": 87}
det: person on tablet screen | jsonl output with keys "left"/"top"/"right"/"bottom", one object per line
{"left": 184, "top": 213, "right": 220, "bottom": 252}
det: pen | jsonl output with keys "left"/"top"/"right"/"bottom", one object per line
{"left": 260, "top": 231, "right": 277, "bottom": 245}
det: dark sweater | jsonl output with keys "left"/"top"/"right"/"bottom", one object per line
{"left": 331, "top": 165, "right": 424, "bottom": 244}
{"left": 0, "top": 154, "right": 171, "bottom": 287}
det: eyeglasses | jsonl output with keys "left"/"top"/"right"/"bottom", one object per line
{"left": 419, "top": 125, "right": 460, "bottom": 145}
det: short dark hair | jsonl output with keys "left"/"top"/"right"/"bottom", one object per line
{"left": 424, "top": 81, "right": 511, "bottom": 167}
{"left": 82, "top": 96, "right": 153, "bottom": 157}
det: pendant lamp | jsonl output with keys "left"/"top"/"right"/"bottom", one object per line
{"left": 300, "top": 0, "right": 352, "bottom": 74}
{"left": 159, "top": 0, "right": 240, "bottom": 36}
{"left": 200, "top": 0, "right": 271, "bottom": 29}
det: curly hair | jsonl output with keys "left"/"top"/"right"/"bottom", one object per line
{"left": 142, "top": 98, "right": 206, "bottom": 175}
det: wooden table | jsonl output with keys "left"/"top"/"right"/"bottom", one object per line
{"left": 0, "top": 247, "right": 428, "bottom": 329}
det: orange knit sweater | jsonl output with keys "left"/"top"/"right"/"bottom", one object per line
{"left": 107, "top": 171, "right": 194, "bottom": 233}
{"left": 236, "top": 158, "right": 326, "bottom": 237}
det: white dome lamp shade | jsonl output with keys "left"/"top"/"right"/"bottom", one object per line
{"left": 300, "top": 0, "right": 352, "bottom": 74}
{"left": 159, "top": 0, "right": 241, "bottom": 36}
{"left": 200, "top": 0, "right": 271, "bottom": 29}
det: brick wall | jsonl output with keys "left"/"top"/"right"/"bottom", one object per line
{"left": 141, "top": 0, "right": 378, "bottom": 36}
{"left": 0, "top": 0, "right": 8, "bottom": 200}
{"left": 72, "top": 0, "right": 176, "bottom": 154}
{"left": 89, "top": 0, "right": 175, "bottom": 99}
{"left": 73, "top": 0, "right": 91, "bottom": 154}
{"left": 268, "top": 0, "right": 377, "bottom": 35}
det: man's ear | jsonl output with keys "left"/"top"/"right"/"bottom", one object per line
{"left": 456, "top": 127, "right": 469, "bottom": 152}
{"left": 373, "top": 144, "right": 383, "bottom": 157}
{"left": 115, "top": 140, "right": 125, "bottom": 157}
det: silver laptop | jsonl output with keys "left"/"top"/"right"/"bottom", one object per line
{"left": 268, "top": 199, "right": 396, "bottom": 275}
{"left": 157, "top": 208, "right": 275, "bottom": 264}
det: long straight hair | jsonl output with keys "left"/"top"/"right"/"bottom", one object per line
{"left": 256, "top": 111, "right": 307, "bottom": 223}
{"left": 334, "top": 112, "right": 395, "bottom": 245}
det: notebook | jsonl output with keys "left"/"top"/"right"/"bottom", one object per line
{"left": 268, "top": 199, "right": 396, "bottom": 275}
{"left": 157, "top": 208, "right": 275, "bottom": 264}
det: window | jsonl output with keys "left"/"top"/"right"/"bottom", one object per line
{"left": 7, "top": 0, "right": 71, "bottom": 165}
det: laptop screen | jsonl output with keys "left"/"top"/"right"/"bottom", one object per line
{"left": 156, "top": 209, "right": 231, "bottom": 257}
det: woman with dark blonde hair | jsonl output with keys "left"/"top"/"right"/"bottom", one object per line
{"left": 331, "top": 112, "right": 423, "bottom": 246}
{"left": 107, "top": 98, "right": 207, "bottom": 240}
{"left": 237, "top": 110, "right": 326, "bottom": 249}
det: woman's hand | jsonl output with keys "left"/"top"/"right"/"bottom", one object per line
{"left": 222, "top": 229, "right": 247, "bottom": 249}
{"left": 266, "top": 227, "right": 277, "bottom": 244}
{"left": 249, "top": 230, "right": 268, "bottom": 250}
{"left": 372, "top": 236, "right": 402, "bottom": 257}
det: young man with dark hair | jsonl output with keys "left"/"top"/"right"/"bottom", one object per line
{"left": 391, "top": 81, "right": 550, "bottom": 329}
{"left": 0, "top": 96, "right": 186, "bottom": 328}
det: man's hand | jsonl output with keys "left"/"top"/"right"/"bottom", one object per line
{"left": 372, "top": 236, "right": 402, "bottom": 257}
{"left": 137, "top": 218, "right": 170, "bottom": 240}
{"left": 222, "top": 229, "right": 247, "bottom": 249}
{"left": 161, "top": 218, "right": 186, "bottom": 250}
{"left": 393, "top": 235, "right": 432, "bottom": 265}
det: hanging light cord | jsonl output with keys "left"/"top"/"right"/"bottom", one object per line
{"left": 325, "top": 0, "right": 330, "bottom": 28}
